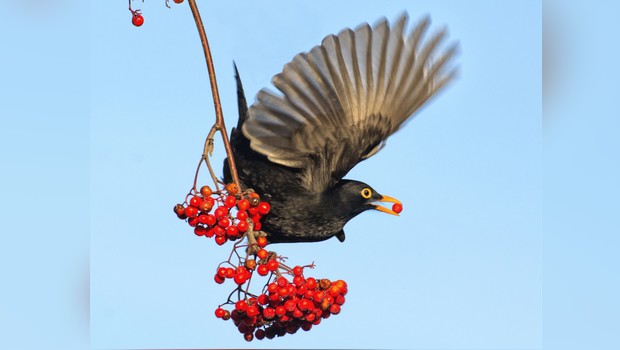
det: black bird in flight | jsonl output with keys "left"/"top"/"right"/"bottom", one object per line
{"left": 225, "top": 13, "right": 458, "bottom": 243}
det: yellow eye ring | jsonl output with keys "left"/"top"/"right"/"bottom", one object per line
{"left": 360, "top": 188, "right": 372, "bottom": 199}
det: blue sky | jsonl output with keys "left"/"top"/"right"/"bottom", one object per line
{"left": 0, "top": 0, "right": 550, "bottom": 349}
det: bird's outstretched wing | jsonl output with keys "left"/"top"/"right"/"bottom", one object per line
{"left": 242, "top": 13, "right": 458, "bottom": 193}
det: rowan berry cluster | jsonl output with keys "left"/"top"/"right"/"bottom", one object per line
{"left": 174, "top": 183, "right": 347, "bottom": 341}
{"left": 214, "top": 266, "right": 347, "bottom": 341}
{"left": 173, "top": 183, "right": 270, "bottom": 246}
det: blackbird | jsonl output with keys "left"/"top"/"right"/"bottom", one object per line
{"left": 224, "top": 13, "right": 457, "bottom": 243}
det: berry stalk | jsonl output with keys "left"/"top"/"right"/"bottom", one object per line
{"left": 186, "top": 0, "right": 241, "bottom": 190}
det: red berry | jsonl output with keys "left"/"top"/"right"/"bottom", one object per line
{"left": 267, "top": 282, "right": 278, "bottom": 294}
{"left": 329, "top": 304, "right": 341, "bottom": 314}
{"left": 189, "top": 196, "right": 203, "bottom": 207}
{"left": 197, "top": 214, "right": 209, "bottom": 225}
{"left": 194, "top": 226, "right": 206, "bottom": 236}
{"left": 173, "top": 0, "right": 184, "bottom": 3}
{"left": 237, "top": 220, "right": 249, "bottom": 233}
{"left": 258, "top": 202, "right": 271, "bottom": 215}
{"left": 305, "top": 277, "right": 317, "bottom": 290}
{"left": 257, "top": 264, "right": 269, "bottom": 276}
{"left": 234, "top": 272, "right": 247, "bottom": 285}
{"left": 173, "top": 204, "right": 185, "bottom": 216}
{"left": 284, "top": 299, "right": 297, "bottom": 312}
{"left": 293, "top": 308, "right": 304, "bottom": 319}
{"left": 275, "top": 305, "right": 286, "bottom": 317}
{"left": 292, "top": 265, "right": 303, "bottom": 276}
{"left": 187, "top": 216, "right": 199, "bottom": 227}
{"left": 225, "top": 267, "right": 235, "bottom": 278}
{"left": 277, "top": 276, "right": 288, "bottom": 287}
{"left": 217, "top": 267, "right": 227, "bottom": 278}
{"left": 257, "top": 293, "right": 269, "bottom": 305}
{"left": 248, "top": 207, "right": 258, "bottom": 216}
{"left": 247, "top": 305, "right": 260, "bottom": 317}
{"left": 237, "top": 199, "right": 250, "bottom": 211}
{"left": 218, "top": 218, "right": 230, "bottom": 228}
{"left": 237, "top": 210, "right": 248, "bottom": 221}
{"left": 184, "top": 206, "right": 198, "bottom": 218}
{"left": 266, "top": 259, "right": 279, "bottom": 271}
{"left": 215, "top": 235, "right": 226, "bottom": 245}
{"left": 225, "top": 195, "right": 237, "bottom": 208}
{"left": 392, "top": 203, "right": 403, "bottom": 214}
{"left": 256, "top": 236, "right": 268, "bottom": 247}
{"left": 199, "top": 199, "right": 214, "bottom": 212}
{"left": 214, "top": 274, "right": 225, "bottom": 284}
{"left": 215, "top": 307, "right": 225, "bottom": 318}
{"left": 132, "top": 13, "right": 144, "bottom": 27}
{"left": 293, "top": 275, "right": 305, "bottom": 287}
{"left": 244, "top": 333, "right": 253, "bottom": 342}
{"left": 226, "top": 225, "right": 239, "bottom": 238}
{"left": 202, "top": 214, "right": 216, "bottom": 226}
{"left": 213, "top": 226, "right": 225, "bottom": 237}
{"left": 256, "top": 249, "right": 269, "bottom": 260}
{"left": 214, "top": 206, "right": 228, "bottom": 218}
{"left": 253, "top": 221, "right": 262, "bottom": 231}
{"left": 235, "top": 300, "right": 248, "bottom": 312}
{"left": 204, "top": 227, "right": 215, "bottom": 237}
{"left": 250, "top": 213, "right": 262, "bottom": 223}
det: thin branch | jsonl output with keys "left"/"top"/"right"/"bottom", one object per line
{"left": 187, "top": 0, "right": 241, "bottom": 189}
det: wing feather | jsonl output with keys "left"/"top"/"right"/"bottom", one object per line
{"left": 242, "top": 13, "right": 458, "bottom": 192}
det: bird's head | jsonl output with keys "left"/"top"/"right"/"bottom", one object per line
{"left": 333, "top": 180, "right": 402, "bottom": 218}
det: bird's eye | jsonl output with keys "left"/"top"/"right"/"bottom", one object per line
{"left": 360, "top": 188, "right": 372, "bottom": 199}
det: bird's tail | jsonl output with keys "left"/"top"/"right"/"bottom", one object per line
{"left": 233, "top": 62, "right": 249, "bottom": 130}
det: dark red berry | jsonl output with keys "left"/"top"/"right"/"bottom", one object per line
{"left": 173, "top": 204, "right": 185, "bottom": 216}
{"left": 255, "top": 328, "right": 266, "bottom": 340}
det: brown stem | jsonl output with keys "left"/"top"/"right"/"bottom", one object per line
{"left": 187, "top": 0, "right": 241, "bottom": 189}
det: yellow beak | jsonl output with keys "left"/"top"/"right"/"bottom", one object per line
{"left": 372, "top": 195, "right": 402, "bottom": 216}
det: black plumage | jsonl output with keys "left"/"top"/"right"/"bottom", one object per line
{"left": 224, "top": 13, "right": 457, "bottom": 243}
